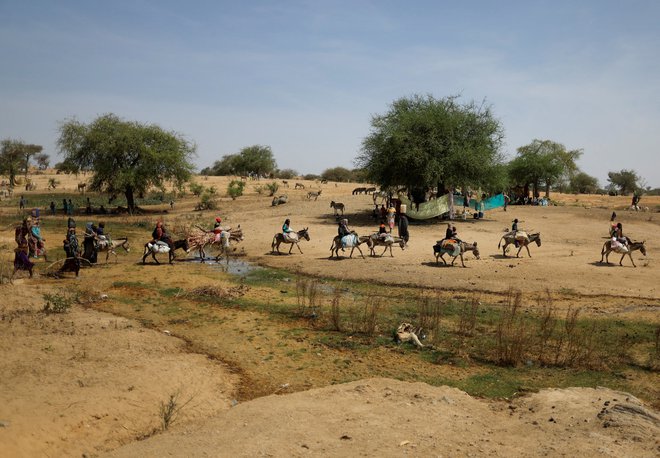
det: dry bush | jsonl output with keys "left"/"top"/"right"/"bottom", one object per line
{"left": 495, "top": 288, "right": 529, "bottom": 366}
{"left": 457, "top": 296, "right": 479, "bottom": 336}
{"left": 328, "top": 290, "right": 342, "bottom": 332}
{"left": 417, "top": 292, "right": 444, "bottom": 345}
{"left": 295, "top": 277, "right": 322, "bottom": 322}
{"left": 178, "top": 284, "right": 250, "bottom": 300}
{"left": 536, "top": 290, "right": 558, "bottom": 365}
{"left": 346, "top": 293, "right": 382, "bottom": 336}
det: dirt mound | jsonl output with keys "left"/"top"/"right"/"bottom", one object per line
{"left": 108, "top": 378, "right": 659, "bottom": 457}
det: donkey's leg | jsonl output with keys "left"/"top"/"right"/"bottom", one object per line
{"left": 355, "top": 245, "right": 365, "bottom": 259}
{"left": 525, "top": 245, "right": 532, "bottom": 257}
{"left": 295, "top": 242, "right": 304, "bottom": 254}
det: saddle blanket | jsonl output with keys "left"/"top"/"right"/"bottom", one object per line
{"left": 610, "top": 241, "right": 629, "bottom": 253}
{"left": 147, "top": 242, "right": 170, "bottom": 253}
{"left": 341, "top": 234, "right": 358, "bottom": 248}
{"left": 434, "top": 241, "right": 460, "bottom": 257}
{"left": 514, "top": 231, "right": 529, "bottom": 242}
{"left": 376, "top": 234, "right": 394, "bottom": 243}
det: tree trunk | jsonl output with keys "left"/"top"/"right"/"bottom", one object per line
{"left": 545, "top": 182, "right": 551, "bottom": 198}
{"left": 125, "top": 187, "right": 136, "bottom": 214}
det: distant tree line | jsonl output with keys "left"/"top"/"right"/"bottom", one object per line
{"left": 1, "top": 97, "right": 652, "bottom": 201}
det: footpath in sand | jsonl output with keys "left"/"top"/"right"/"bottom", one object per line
{"left": 109, "top": 378, "right": 660, "bottom": 457}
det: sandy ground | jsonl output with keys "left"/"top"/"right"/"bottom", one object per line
{"left": 1, "top": 173, "right": 659, "bottom": 456}
{"left": 109, "top": 378, "right": 660, "bottom": 457}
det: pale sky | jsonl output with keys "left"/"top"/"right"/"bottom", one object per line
{"left": 1, "top": 1, "right": 659, "bottom": 187}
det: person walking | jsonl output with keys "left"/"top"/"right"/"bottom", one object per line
{"left": 386, "top": 206, "right": 396, "bottom": 233}
{"left": 19, "top": 195, "right": 26, "bottom": 210}
{"left": 397, "top": 208, "right": 409, "bottom": 244}
{"left": 50, "top": 201, "right": 56, "bottom": 215}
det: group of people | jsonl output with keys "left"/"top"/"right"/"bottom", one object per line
{"left": 13, "top": 216, "right": 46, "bottom": 276}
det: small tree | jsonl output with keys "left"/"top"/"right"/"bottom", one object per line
{"left": 266, "top": 181, "right": 279, "bottom": 196}
{"left": 274, "top": 168, "right": 298, "bottom": 179}
{"left": 508, "top": 139, "right": 581, "bottom": 198}
{"left": 227, "top": 180, "right": 245, "bottom": 200}
{"left": 569, "top": 172, "right": 599, "bottom": 194}
{"left": 1, "top": 139, "right": 42, "bottom": 186}
{"left": 321, "top": 167, "right": 354, "bottom": 182}
{"left": 189, "top": 182, "right": 204, "bottom": 196}
{"left": 607, "top": 169, "right": 642, "bottom": 196}
{"left": 198, "top": 186, "right": 219, "bottom": 210}
{"left": 35, "top": 153, "right": 50, "bottom": 170}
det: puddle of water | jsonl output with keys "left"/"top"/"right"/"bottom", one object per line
{"left": 205, "top": 258, "right": 261, "bottom": 276}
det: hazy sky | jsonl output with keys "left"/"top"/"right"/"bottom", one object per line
{"left": 1, "top": 1, "right": 659, "bottom": 187}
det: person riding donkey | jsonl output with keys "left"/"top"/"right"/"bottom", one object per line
{"left": 338, "top": 218, "right": 355, "bottom": 251}
{"left": 512, "top": 218, "right": 520, "bottom": 247}
{"left": 95, "top": 221, "right": 111, "bottom": 250}
{"left": 610, "top": 222, "right": 630, "bottom": 252}
{"left": 152, "top": 221, "right": 175, "bottom": 253}
{"left": 282, "top": 218, "right": 298, "bottom": 243}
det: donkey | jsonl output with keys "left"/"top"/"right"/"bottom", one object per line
{"left": 77, "top": 182, "right": 87, "bottom": 193}
{"left": 498, "top": 232, "right": 541, "bottom": 258}
{"left": 271, "top": 228, "right": 310, "bottom": 254}
{"left": 272, "top": 195, "right": 288, "bottom": 206}
{"left": 307, "top": 190, "right": 322, "bottom": 200}
{"left": 295, "top": 182, "right": 305, "bottom": 189}
{"left": 372, "top": 190, "right": 388, "bottom": 205}
{"left": 600, "top": 240, "right": 646, "bottom": 267}
{"left": 330, "top": 201, "right": 345, "bottom": 216}
{"left": 433, "top": 241, "right": 480, "bottom": 267}
{"left": 198, "top": 227, "right": 244, "bottom": 261}
{"left": 97, "top": 237, "right": 130, "bottom": 263}
{"left": 368, "top": 234, "right": 406, "bottom": 257}
{"left": 329, "top": 233, "right": 370, "bottom": 259}
{"left": 142, "top": 238, "right": 189, "bottom": 265}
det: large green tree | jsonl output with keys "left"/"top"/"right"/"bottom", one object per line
{"left": 57, "top": 114, "right": 196, "bottom": 213}
{"left": 357, "top": 94, "right": 505, "bottom": 194}
{"left": 204, "top": 145, "right": 277, "bottom": 177}
{"left": 508, "top": 139, "right": 582, "bottom": 197}
{"left": 0, "top": 139, "right": 42, "bottom": 186}
{"left": 607, "top": 169, "right": 642, "bottom": 196}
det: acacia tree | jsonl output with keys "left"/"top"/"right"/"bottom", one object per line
{"left": 34, "top": 153, "right": 50, "bottom": 170}
{"left": 233, "top": 145, "right": 277, "bottom": 176}
{"left": 607, "top": 169, "right": 642, "bottom": 195}
{"left": 0, "top": 139, "right": 43, "bottom": 186}
{"left": 569, "top": 172, "right": 599, "bottom": 194}
{"left": 357, "top": 94, "right": 504, "bottom": 195}
{"left": 508, "top": 139, "right": 582, "bottom": 197}
{"left": 57, "top": 114, "right": 196, "bottom": 213}
{"left": 204, "top": 145, "right": 277, "bottom": 177}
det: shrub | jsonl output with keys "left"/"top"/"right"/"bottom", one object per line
{"left": 42, "top": 291, "right": 75, "bottom": 314}
{"left": 189, "top": 182, "right": 205, "bottom": 196}
{"left": 266, "top": 181, "right": 279, "bottom": 196}
{"left": 227, "top": 180, "right": 245, "bottom": 200}
{"left": 197, "top": 186, "right": 219, "bottom": 210}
